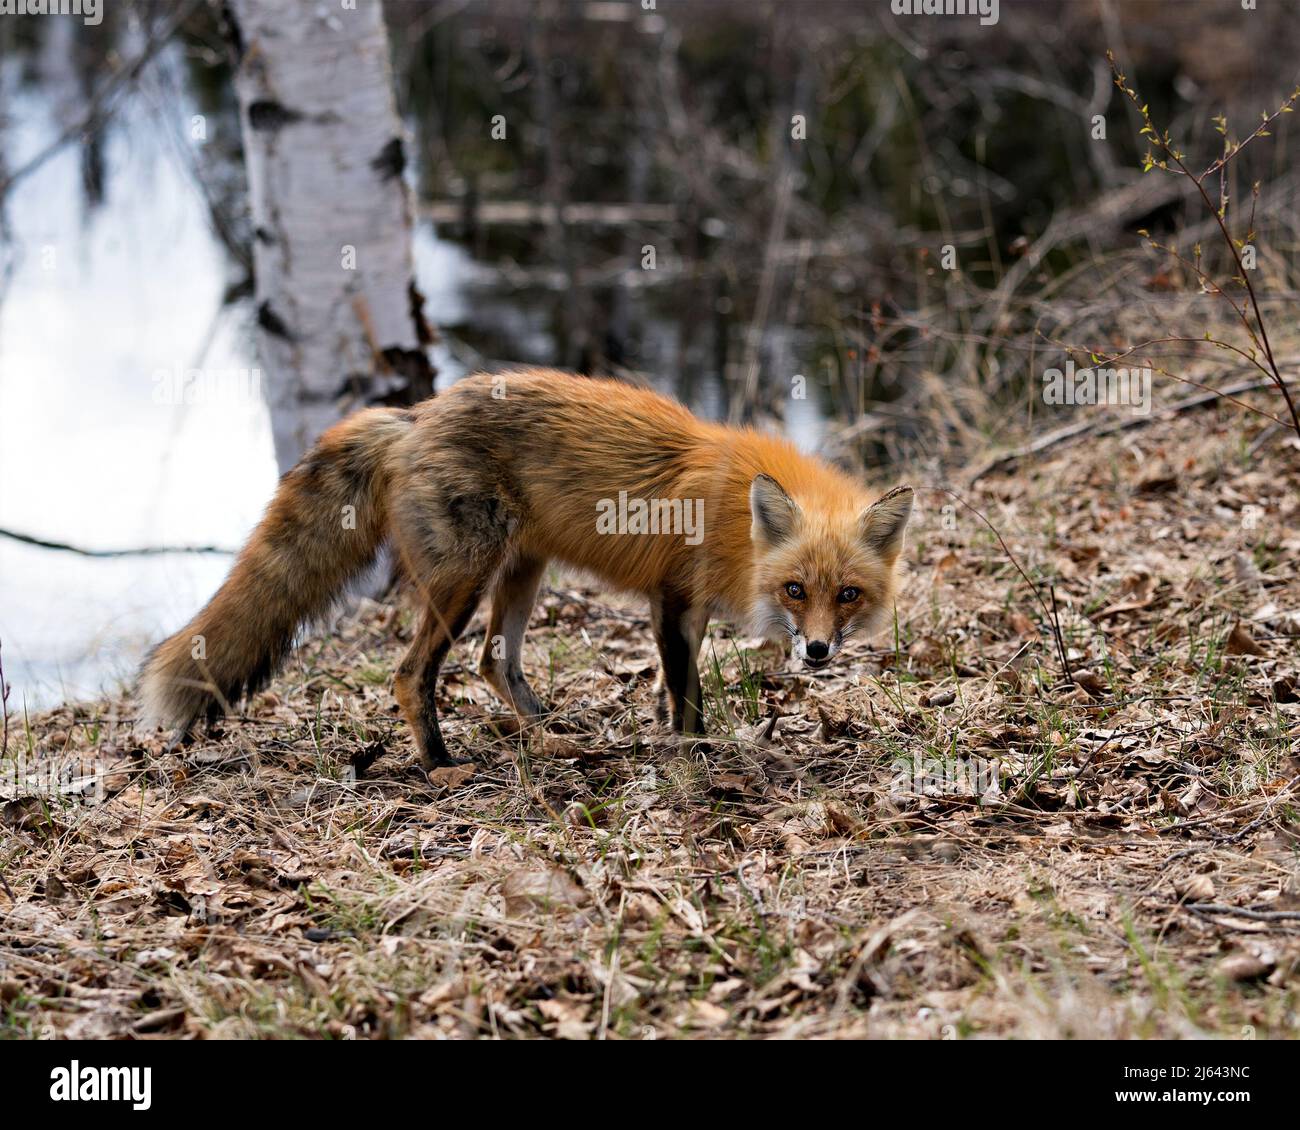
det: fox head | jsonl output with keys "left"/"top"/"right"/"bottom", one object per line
{"left": 748, "top": 476, "right": 913, "bottom": 669}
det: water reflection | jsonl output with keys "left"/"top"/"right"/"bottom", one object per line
{"left": 0, "top": 39, "right": 273, "bottom": 710}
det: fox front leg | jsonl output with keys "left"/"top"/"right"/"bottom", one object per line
{"left": 651, "top": 589, "right": 708, "bottom": 736}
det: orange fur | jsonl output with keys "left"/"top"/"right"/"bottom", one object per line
{"left": 140, "top": 369, "right": 911, "bottom": 765}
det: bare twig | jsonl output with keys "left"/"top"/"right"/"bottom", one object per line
{"left": 1108, "top": 54, "right": 1300, "bottom": 440}
{"left": 0, "top": 527, "right": 233, "bottom": 558}
{"left": 1185, "top": 904, "right": 1300, "bottom": 923}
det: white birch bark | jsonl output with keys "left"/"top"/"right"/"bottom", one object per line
{"left": 229, "top": 0, "right": 432, "bottom": 471}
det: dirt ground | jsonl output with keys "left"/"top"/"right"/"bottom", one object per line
{"left": 2, "top": 393, "right": 1298, "bottom": 1039}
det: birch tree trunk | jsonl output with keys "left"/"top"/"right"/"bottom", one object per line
{"left": 228, "top": 0, "right": 433, "bottom": 472}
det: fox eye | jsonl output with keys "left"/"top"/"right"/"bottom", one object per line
{"left": 784, "top": 582, "right": 805, "bottom": 600}
{"left": 837, "top": 586, "right": 861, "bottom": 604}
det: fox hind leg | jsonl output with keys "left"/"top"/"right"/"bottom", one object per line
{"left": 394, "top": 576, "right": 486, "bottom": 768}
{"left": 480, "top": 554, "right": 547, "bottom": 719}
{"left": 391, "top": 481, "right": 520, "bottom": 767}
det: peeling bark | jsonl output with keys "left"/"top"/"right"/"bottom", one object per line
{"left": 229, "top": 0, "right": 434, "bottom": 471}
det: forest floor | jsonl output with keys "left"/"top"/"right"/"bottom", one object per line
{"left": 2, "top": 390, "right": 1298, "bottom": 1040}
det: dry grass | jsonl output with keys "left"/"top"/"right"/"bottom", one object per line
{"left": 2, "top": 394, "right": 1298, "bottom": 1040}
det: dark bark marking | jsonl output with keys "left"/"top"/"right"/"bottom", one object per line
{"left": 248, "top": 100, "right": 304, "bottom": 132}
{"left": 256, "top": 300, "right": 293, "bottom": 340}
{"left": 371, "top": 137, "right": 406, "bottom": 181}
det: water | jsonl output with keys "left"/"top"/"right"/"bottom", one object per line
{"left": 0, "top": 36, "right": 272, "bottom": 711}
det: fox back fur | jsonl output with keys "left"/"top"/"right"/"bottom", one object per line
{"left": 140, "top": 368, "right": 912, "bottom": 766}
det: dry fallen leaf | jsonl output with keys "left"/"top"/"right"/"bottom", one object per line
{"left": 535, "top": 998, "right": 594, "bottom": 1040}
{"left": 1008, "top": 612, "right": 1037, "bottom": 637}
{"left": 1225, "top": 623, "right": 1267, "bottom": 657}
{"left": 683, "top": 999, "right": 730, "bottom": 1030}
{"left": 501, "top": 868, "right": 588, "bottom": 916}
{"left": 428, "top": 763, "right": 476, "bottom": 789}
{"left": 1175, "top": 874, "right": 1216, "bottom": 902}
{"left": 1217, "top": 952, "right": 1273, "bottom": 983}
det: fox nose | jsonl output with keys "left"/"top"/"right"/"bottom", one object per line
{"left": 806, "top": 640, "right": 829, "bottom": 661}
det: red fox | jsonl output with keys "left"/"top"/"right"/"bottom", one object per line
{"left": 140, "top": 369, "right": 912, "bottom": 766}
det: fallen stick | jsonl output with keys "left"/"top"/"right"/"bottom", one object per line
{"left": 1184, "top": 903, "right": 1300, "bottom": 923}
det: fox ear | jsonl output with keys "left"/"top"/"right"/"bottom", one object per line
{"left": 859, "top": 485, "right": 913, "bottom": 560}
{"left": 750, "top": 474, "right": 800, "bottom": 546}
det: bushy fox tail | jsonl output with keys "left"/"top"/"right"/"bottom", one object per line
{"left": 139, "top": 407, "right": 411, "bottom": 734}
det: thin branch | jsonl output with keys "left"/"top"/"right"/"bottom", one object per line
{"left": 1185, "top": 904, "right": 1300, "bottom": 923}
{"left": 0, "top": 527, "right": 233, "bottom": 557}
{"left": 1108, "top": 54, "right": 1300, "bottom": 439}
